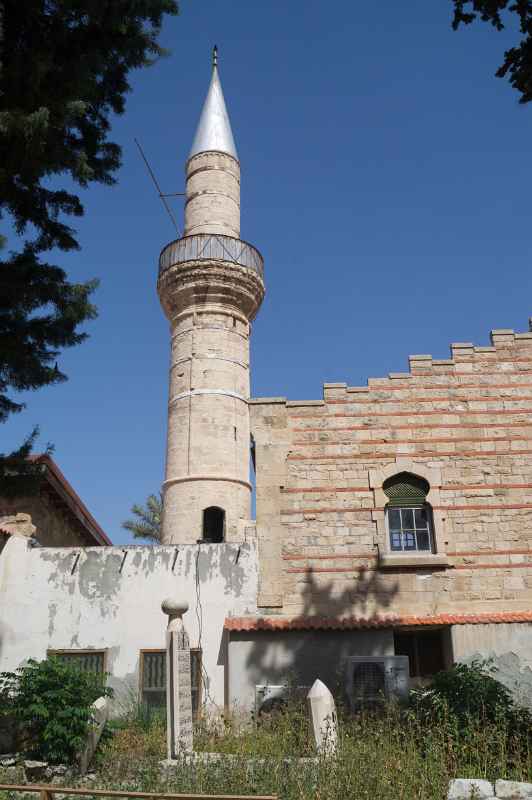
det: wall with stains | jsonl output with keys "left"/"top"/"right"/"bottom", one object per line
{"left": 0, "top": 535, "right": 258, "bottom": 710}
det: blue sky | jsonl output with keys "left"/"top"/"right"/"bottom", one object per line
{"left": 4, "top": 0, "right": 532, "bottom": 544}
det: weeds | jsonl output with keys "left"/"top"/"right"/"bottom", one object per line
{"left": 88, "top": 701, "right": 531, "bottom": 800}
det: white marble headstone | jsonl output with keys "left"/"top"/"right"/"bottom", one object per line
{"left": 162, "top": 598, "right": 193, "bottom": 757}
{"left": 307, "top": 678, "right": 338, "bottom": 756}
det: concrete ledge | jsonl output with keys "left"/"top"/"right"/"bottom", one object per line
{"left": 379, "top": 553, "right": 450, "bottom": 570}
{"left": 249, "top": 397, "right": 287, "bottom": 404}
{"left": 286, "top": 400, "right": 325, "bottom": 408}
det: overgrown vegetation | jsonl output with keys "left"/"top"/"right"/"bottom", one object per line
{"left": 1, "top": 660, "right": 531, "bottom": 800}
{"left": 0, "top": 657, "right": 112, "bottom": 765}
{"left": 84, "top": 662, "right": 532, "bottom": 800}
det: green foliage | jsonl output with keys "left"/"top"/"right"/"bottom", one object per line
{"left": 0, "top": 0, "right": 178, "bottom": 458}
{"left": 412, "top": 659, "right": 531, "bottom": 726}
{"left": 122, "top": 493, "right": 163, "bottom": 542}
{"left": 1, "top": 0, "right": 179, "bottom": 254}
{"left": 0, "top": 657, "right": 113, "bottom": 765}
{"left": 93, "top": 701, "right": 532, "bottom": 799}
{"left": 452, "top": 1, "right": 532, "bottom": 103}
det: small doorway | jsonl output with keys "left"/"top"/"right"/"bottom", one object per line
{"left": 202, "top": 507, "right": 225, "bottom": 543}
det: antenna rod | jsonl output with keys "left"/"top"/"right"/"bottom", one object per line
{"left": 134, "top": 138, "right": 181, "bottom": 238}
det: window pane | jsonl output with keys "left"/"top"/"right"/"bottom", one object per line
{"left": 416, "top": 530, "right": 431, "bottom": 551}
{"left": 414, "top": 508, "right": 428, "bottom": 529}
{"left": 404, "top": 531, "right": 416, "bottom": 550}
{"left": 401, "top": 508, "right": 414, "bottom": 529}
{"left": 390, "top": 531, "right": 402, "bottom": 551}
{"left": 388, "top": 508, "right": 401, "bottom": 529}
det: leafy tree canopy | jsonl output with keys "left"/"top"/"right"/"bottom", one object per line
{"left": 452, "top": 1, "right": 532, "bottom": 102}
{"left": 122, "top": 492, "right": 163, "bottom": 542}
{"left": 0, "top": 0, "right": 178, "bottom": 474}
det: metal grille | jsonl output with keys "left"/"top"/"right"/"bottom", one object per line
{"left": 352, "top": 662, "right": 385, "bottom": 703}
{"left": 51, "top": 651, "right": 105, "bottom": 675}
{"left": 143, "top": 652, "right": 166, "bottom": 690}
{"left": 140, "top": 649, "right": 202, "bottom": 717}
{"left": 383, "top": 472, "right": 429, "bottom": 507}
{"left": 159, "top": 234, "right": 264, "bottom": 280}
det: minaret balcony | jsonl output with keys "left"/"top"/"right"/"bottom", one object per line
{"left": 159, "top": 233, "right": 264, "bottom": 280}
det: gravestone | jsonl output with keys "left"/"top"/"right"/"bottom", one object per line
{"left": 162, "top": 598, "right": 193, "bottom": 757}
{"left": 307, "top": 678, "right": 338, "bottom": 756}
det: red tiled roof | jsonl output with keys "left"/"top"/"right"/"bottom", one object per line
{"left": 224, "top": 611, "right": 532, "bottom": 632}
{"left": 28, "top": 455, "right": 111, "bottom": 545}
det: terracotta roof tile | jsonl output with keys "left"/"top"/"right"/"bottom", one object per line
{"left": 224, "top": 611, "right": 532, "bottom": 632}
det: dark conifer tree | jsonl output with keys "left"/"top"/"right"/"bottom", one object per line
{"left": 0, "top": 1, "right": 178, "bottom": 476}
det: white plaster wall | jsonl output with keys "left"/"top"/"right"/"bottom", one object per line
{"left": 0, "top": 536, "right": 258, "bottom": 712}
{"left": 452, "top": 623, "right": 532, "bottom": 708}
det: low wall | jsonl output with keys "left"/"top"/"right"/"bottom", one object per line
{"left": 0, "top": 536, "right": 259, "bottom": 711}
{"left": 449, "top": 779, "right": 532, "bottom": 799}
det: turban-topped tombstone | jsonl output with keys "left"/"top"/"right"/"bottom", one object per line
{"left": 161, "top": 598, "right": 193, "bottom": 757}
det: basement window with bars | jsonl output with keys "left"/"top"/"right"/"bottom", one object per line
{"left": 383, "top": 472, "right": 434, "bottom": 553}
{"left": 48, "top": 650, "right": 106, "bottom": 675}
{"left": 140, "top": 649, "right": 202, "bottom": 718}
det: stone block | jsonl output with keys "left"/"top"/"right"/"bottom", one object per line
{"left": 23, "top": 760, "right": 48, "bottom": 781}
{"left": 78, "top": 695, "right": 109, "bottom": 775}
{"left": 495, "top": 780, "right": 532, "bottom": 799}
{"left": 448, "top": 779, "right": 494, "bottom": 799}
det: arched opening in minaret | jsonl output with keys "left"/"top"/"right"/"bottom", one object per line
{"left": 202, "top": 507, "right": 225, "bottom": 543}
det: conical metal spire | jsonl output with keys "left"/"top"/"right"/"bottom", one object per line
{"left": 189, "top": 46, "right": 238, "bottom": 160}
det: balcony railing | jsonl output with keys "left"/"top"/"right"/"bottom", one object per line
{"left": 159, "top": 234, "right": 264, "bottom": 280}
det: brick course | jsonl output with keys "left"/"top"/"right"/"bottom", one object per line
{"left": 250, "top": 324, "right": 532, "bottom": 617}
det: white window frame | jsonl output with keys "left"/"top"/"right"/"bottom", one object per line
{"left": 385, "top": 504, "right": 435, "bottom": 554}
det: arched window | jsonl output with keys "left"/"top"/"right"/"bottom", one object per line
{"left": 383, "top": 472, "right": 433, "bottom": 553}
{"left": 202, "top": 507, "right": 225, "bottom": 543}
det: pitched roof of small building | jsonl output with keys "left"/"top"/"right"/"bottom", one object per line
{"left": 28, "top": 454, "right": 111, "bottom": 546}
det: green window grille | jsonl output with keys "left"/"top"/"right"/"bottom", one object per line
{"left": 140, "top": 649, "right": 202, "bottom": 718}
{"left": 383, "top": 472, "right": 429, "bottom": 508}
{"left": 49, "top": 650, "right": 105, "bottom": 675}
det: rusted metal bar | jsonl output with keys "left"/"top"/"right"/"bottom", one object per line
{"left": 0, "top": 785, "right": 277, "bottom": 800}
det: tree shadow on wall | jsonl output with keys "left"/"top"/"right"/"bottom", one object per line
{"left": 242, "top": 566, "right": 399, "bottom": 696}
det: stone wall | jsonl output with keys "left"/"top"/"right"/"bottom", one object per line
{"left": 250, "top": 324, "right": 532, "bottom": 619}
{"left": 449, "top": 779, "right": 532, "bottom": 799}
{"left": 0, "top": 495, "right": 89, "bottom": 547}
{"left": 0, "top": 535, "right": 259, "bottom": 710}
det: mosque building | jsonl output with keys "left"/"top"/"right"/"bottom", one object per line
{"left": 1, "top": 52, "right": 532, "bottom": 716}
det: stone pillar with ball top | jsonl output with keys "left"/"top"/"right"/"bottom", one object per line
{"left": 162, "top": 598, "right": 193, "bottom": 756}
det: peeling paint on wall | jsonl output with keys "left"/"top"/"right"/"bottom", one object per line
{"left": 0, "top": 538, "right": 259, "bottom": 710}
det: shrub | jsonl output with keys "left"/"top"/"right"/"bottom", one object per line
{"left": 0, "top": 657, "right": 113, "bottom": 764}
{"left": 411, "top": 659, "right": 530, "bottom": 725}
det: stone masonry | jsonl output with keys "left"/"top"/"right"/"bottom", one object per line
{"left": 158, "top": 62, "right": 265, "bottom": 545}
{"left": 251, "top": 325, "right": 532, "bottom": 617}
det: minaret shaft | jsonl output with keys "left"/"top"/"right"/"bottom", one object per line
{"left": 184, "top": 151, "right": 240, "bottom": 238}
{"left": 157, "top": 55, "right": 264, "bottom": 545}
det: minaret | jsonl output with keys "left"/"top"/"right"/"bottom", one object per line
{"left": 158, "top": 49, "right": 265, "bottom": 545}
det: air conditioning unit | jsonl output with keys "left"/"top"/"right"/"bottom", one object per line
{"left": 344, "top": 656, "right": 410, "bottom": 710}
{"left": 254, "top": 684, "right": 310, "bottom": 716}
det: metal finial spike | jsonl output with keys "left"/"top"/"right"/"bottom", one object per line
{"left": 212, "top": 45, "right": 218, "bottom": 69}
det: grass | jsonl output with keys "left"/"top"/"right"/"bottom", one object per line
{"left": 86, "top": 701, "right": 532, "bottom": 800}
{"left": 1, "top": 701, "right": 531, "bottom": 800}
